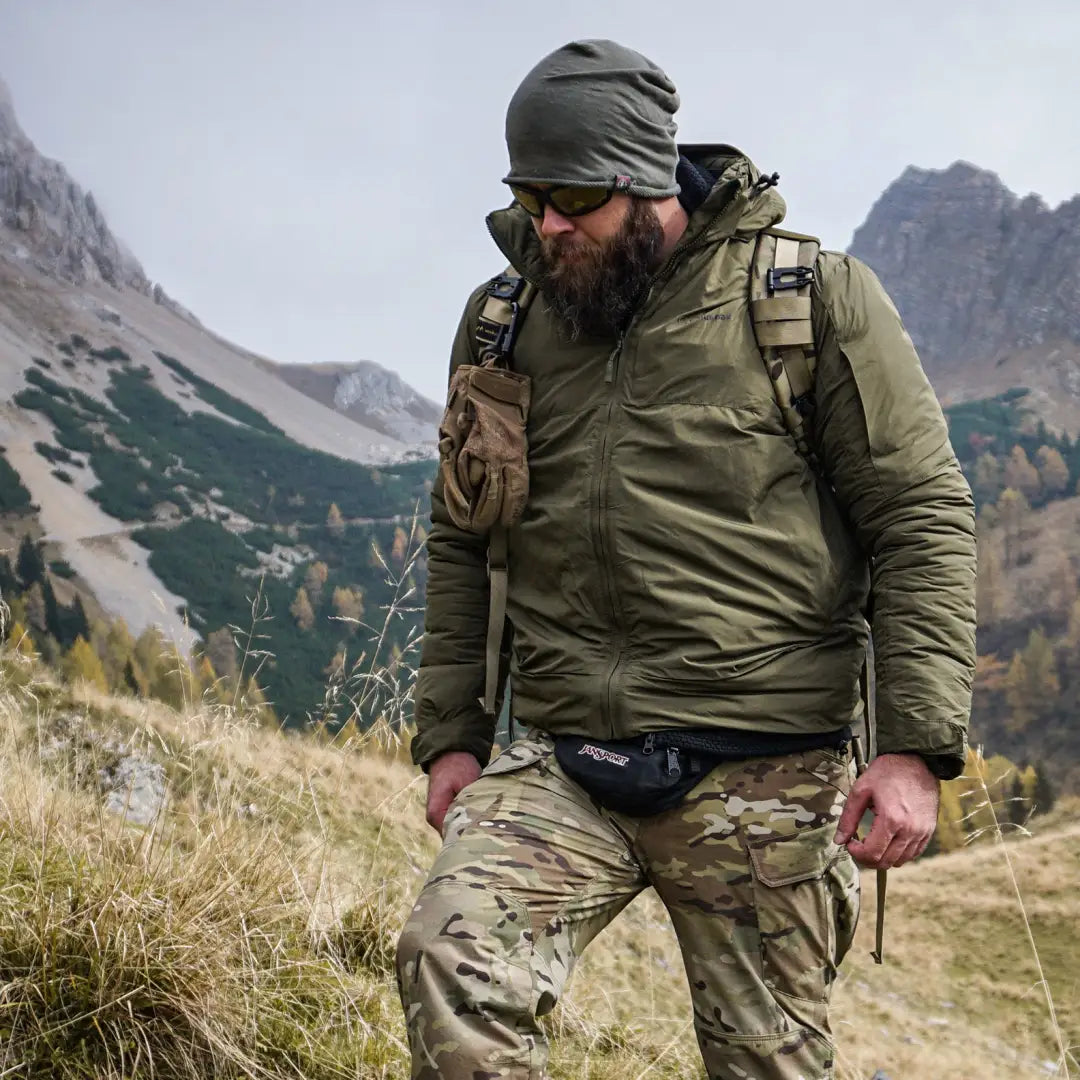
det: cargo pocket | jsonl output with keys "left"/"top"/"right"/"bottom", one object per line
{"left": 748, "top": 822, "right": 850, "bottom": 1004}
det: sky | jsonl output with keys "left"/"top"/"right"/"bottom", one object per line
{"left": 1, "top": 0, "right": 1078, "bottom": 403}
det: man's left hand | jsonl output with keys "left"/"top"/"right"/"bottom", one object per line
{"left": 833, "top": 753, "right": 940, "bottom": 869}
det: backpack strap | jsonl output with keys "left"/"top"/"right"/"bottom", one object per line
{"left": 476, "top": 267, "right": 536, "bottom": 366}
{"left": 752, "top": 227, "right": 888, "bottom": 963}
{"left": 473, "top": 267, "right": 536, "bottom": 716}
{"left": 750, "top": 227, "right": 821, "bottom": 472}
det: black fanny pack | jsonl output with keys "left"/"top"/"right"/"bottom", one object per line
{"left": 552, "top": 726, "right": 852, "bottom": 818}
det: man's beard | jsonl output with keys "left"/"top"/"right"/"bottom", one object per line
{"left": 535, "top": 199, "right": 665, "bottom": 343}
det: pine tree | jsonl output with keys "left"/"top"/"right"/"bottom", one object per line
{"left": 1032, "top": 763, "right": 1056, "bottom": 816}
{"left": 1007, "top": 772, "right": 1027, "bottom": 826}
{"left": 23, "top": 582, "right": 47, "bottom": 635}
{"left": 69, "top": 595, "right": 91, "bottom": 645}
{"left": 42, "top": 579, "right": 65, "bottom": 645}
{"left": 16, "top": 534, "right": 45, "bottom": 587}
{"left": 0, "top": 554, "right": 17, "bottom": 602}
{"left": 123, "top": 657, "right": 147, "bottom": 697}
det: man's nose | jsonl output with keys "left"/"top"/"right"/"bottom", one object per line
{"left": 539, "top": 206, "right": 574, "bottom": 237}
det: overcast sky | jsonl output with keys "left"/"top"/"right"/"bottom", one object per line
{"left": 1, "top": 1, "right": 1077, "bottom": 403}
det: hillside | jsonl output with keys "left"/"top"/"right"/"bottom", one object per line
{"left": 1, "top": 646, "right": 1075, "bottom": 1080}
{"left": 0, "top": 75, "right": 439, "bottom": 721}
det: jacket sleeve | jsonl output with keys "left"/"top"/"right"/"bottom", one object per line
{"left": 410, "top": 285, "right": 505, "bottom": 771}
{"left": 810, "top": 252, "right": 977, "bottom": 781}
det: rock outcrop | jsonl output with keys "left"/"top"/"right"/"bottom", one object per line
{"left": 0, "top": 75, "right": 151, "bottom": 292}
{"left": 848, "top": 161, "right": 1080, "bottom": 375}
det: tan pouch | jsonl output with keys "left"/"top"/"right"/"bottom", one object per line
{"left": 438, "top": 362, "right": 532, "bottom": 533}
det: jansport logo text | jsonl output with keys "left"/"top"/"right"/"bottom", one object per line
{"left": 578, "top": 744, "right": 630, "bottom": 767}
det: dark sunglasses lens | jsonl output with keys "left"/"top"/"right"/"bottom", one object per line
{"left": 509, "top": 186, "right": 544, "bottom": 216}
{"left": 550, "top": 186, "right": 611, "bottom": 216}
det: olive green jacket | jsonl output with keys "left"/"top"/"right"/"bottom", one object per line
{"left": 412, "top": 146, "right": 976, "bottom": 778}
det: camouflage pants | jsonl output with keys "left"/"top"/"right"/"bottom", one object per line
{"left": 396, "top": 733, "right": 860, "bottom": 1080}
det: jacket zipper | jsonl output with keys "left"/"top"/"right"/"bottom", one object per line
{"left": 594, "top": 228, "right": 722, "bottom": 737}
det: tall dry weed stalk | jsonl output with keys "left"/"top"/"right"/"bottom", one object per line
{"left": 961, "top": 747, "right": 1074, "bottom": 1078}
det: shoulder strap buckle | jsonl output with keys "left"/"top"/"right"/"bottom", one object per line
{"left": 767, "top": 265, "right": 815, "bottom": 292}
{"left": 485, "top": 272, "right": 527, "bottom": 304}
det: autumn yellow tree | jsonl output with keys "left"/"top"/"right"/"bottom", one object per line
{"left": 62, "top": 636, "right": 109, "bottom": 693}
{"left": 290, "top": 587, "right": 315, "bottom": 631}
{"left": 6, "top": 619, "right": 36, "bottom": 658}
{"left": 303, "top": 562, "right": 329, "bottom": 602}
{"left": 331, "top": 586, "right": 364, "bottom": 631}
{"left": 1002, "top": 446, "right": 1040, "bottom": 499}
{"left": 391, "top": 526, "right": 410, "bottom": 567}
{"left": 1003, "top": 629, "right": 1059, "bottom": 732}
{"left": 1036, "top": 445, "right": 1070, "bottom": 498}
{"left": 326, "top": 502, "right": 346, "bottom": 539}
{"left": 976, "top": 544, "right": 1004, "bottom": 627}
{"left": 996, "top": 487, "right": 1030, "bottom": 567}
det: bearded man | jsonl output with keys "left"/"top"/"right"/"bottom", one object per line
{"left": 396, "top": 39, "right": 976, "bottom": 1080}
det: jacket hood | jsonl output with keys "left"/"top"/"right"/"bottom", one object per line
{"left": 486, "top": 143, "right": 787, "bottom": 281}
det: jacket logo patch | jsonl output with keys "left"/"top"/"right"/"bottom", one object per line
{"left": 674, "top": 312, "right": 732, "bottom": 324}
{"left": 578, "top": 744, "right": 630, "bottom": 767}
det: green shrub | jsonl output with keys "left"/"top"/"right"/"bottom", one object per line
{"left": 0, "top": 454, "right": 32, "bottom": 513}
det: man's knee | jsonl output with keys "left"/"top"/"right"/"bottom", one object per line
{"left": 396, "top": 878, "right": 536, "bottom": 1008}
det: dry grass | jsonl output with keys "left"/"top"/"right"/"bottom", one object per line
{"left": 0, "top": 643, "right": 1077, "bottom": 1079}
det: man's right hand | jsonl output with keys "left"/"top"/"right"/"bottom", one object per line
{"left": 426, "top": 751, "right": 483, "bottom": 835}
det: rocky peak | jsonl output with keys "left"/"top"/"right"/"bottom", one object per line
{"left": 0, "top": 76, "right": 26, "bottom": 144}
{"left": 848, "top": 162, "right": 1080, "bottom": 373}
{"left": 0, "top": 73, "right": 150, "bottom": 292}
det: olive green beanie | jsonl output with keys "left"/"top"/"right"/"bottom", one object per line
{"left": 503, "top": 39, "right": 681, "bottom": 198}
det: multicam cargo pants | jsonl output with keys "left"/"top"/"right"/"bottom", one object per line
{"left": 396, "top": 733, "right": 860, "bottom": 1080}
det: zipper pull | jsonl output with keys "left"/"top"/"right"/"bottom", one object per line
{"left": 667, "top": 747, "right": 681, "bottom": 778}
{"left": 643, "top": 734, "right": 656, "bottom": 756}
{"left": 604, "top": 336, "right": 624, "bottom": 383}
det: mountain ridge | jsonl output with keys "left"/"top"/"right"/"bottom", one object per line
{"left": 848, "top": 160, "right": 1080, "bottom": 433}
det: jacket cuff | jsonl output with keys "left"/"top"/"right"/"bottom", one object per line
{"left": 875, "top": 716, "right": 968, "bottom": 778}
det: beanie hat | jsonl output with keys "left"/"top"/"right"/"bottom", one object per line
{"left": 503, "top": 39, "right": 681, "bottom": 198}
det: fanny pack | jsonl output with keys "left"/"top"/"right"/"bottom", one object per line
{"left": 553, "top": 727, "right": 852, "bottom": 818}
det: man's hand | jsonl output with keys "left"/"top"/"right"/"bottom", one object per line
{"left": 426, "top": 751, "right": 483, "bottom": 836}
{"left": 833, "top": 753, "right": 940, "bottom": 869}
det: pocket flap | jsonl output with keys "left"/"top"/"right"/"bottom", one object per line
{"left": 749, "top": 823, "right": 842, "bottom": 887}
{"left": 482, "top": 736, "right": 550, "bottom": 776}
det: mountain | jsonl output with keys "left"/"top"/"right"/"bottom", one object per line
{"left": 0, "top": 76, "right": 436, "bottom": 718}
{"left": 848, "top": 161, "right": 1080, "bottom": 434}
{"left": 268, "top": 360, "right": 442, "bottom": 445}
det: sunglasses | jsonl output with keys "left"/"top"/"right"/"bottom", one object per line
{"left": 508, "top": 175, "right": 633, "bottom": 218}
